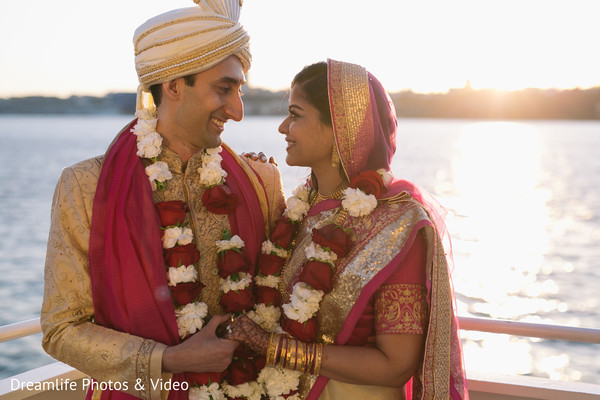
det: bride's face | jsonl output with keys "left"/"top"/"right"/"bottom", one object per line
{"left": 278, "top": 85, "right": 334, "bottom": 169}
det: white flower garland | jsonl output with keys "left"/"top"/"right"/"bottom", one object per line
{"left": 188, "top": 382, "right": 225, "bottom": 400}
{"left": 257, "top": 367, "right": 302, "bottom": 400}
{"left": 167, "top": 265, "right": 198, "bottom": 286}
{"left": 247, "top": 303, "right": 282, "bottom": 332}
{"left": 304, "top": 242, "right": 337, "bottom": 265}
{"left": 132, "top": 107, "right": 227, "bottom": 191}
{"left": 282, "top": 282, "right": 324, "bottom": 324}
{"left": 215, "top": 234, "right": 245, "bottom": 252}
{"left": 199, "top": 147, "right": 227, "bottom": 187}
{"left": 222, "top": 380, "right": 264, "bottom": 400}
{"left": 220, "top": 272, "right": 253, "bottom": 293}
{"left": 254, "top": 274, "right": 281, "bottom": 289}
{"left": 261, "top": 240, "right": 290, "bottom": 259}
{"left": 162, "top": 226, "right": 194, "bottom": 249}
{"left": 175, "top": 302, "right": 209, "bottom": 338}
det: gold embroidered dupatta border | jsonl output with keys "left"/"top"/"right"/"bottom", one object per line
{"left": 327, "top": 59, "right": 375, "bottom": 181}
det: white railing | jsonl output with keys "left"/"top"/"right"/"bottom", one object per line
{"left": 458, "top": 316, "right": 600, "bottom": 344}
{"left": 0, "top": 319, "right": 41, "bottom": 344}
{"left": 3, "top": 316, "right": 600, "bottom": 344}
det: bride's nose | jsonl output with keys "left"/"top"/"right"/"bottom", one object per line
{"left": 278, "top": 117, "right": 290, "bottom": 134}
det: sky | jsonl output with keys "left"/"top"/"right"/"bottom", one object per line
{"left": 1, "top": 0, "right": 599, "bottom": 98}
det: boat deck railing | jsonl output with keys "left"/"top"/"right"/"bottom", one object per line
{"left": 1, "top": 316, "right": 600, "bottom": 400}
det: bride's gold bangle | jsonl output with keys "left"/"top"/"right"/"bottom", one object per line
{"left": 277, "top": 336, "right": 288, "bottom": 368}
{"left": 266, "top": 333, "right": 277, "bottom": 367}
{"left": 296, "top": 341, "right": 306, "bottom": 373}
{"left": 313, "top": 343, "right": 324, "bottom": 376}
{"left": 302, "top": 343, "right": 311, "bottom": 374}
{"left": 286, "top": 339, "right": 297, "bottom": 370}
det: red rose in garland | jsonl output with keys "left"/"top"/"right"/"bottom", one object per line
{"left": 217, "top": 248, "right": 251, "bottom": 278}
{"left": 170, "top": 281, "right": 204, "bottom": 306}
{"left": 257, "top": 253, "right": 286, "bottom": 276}
{"left": 312, "top": 224, "right": 353, "bottom": 258}
{"left": 298, "top": 260, "right": 334, "bottom": 293}
{"left": 164, "top": 243, "right": 200, "bottom": 268}
{"left": 221, "top": 287, "right": 255, "bottom": 313}
{"left": 253, "top": 355, "right": 266, "bottom": 372}
{"left": 186, "top": 371, "right": 226, "bottom": 387}
{"left": 270, "top": 217, "right": 298, "bottom": 249}
{"left": 233, "top": 343, "right": 255, "bottom": 359}
{"left": 350, "top": 170, "right": 385, "bottom": 198}
{"left": 227, "top": 358, "right": 258, "bottom": 385}
{"left": 155, "top": 200, "right": 189, "bottom": 226}
{"left": 281, "top": 315, "right": 318, "bottom": 342}
{"left": 202, "top": 184, "right": 239, "bottom": 214}
{"left": 255, "top": 285, "right": 282, "bottom": 307}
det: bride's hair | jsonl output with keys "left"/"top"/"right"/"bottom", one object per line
{"left": 291, "top": 62, "right": 332, "bottom": 127}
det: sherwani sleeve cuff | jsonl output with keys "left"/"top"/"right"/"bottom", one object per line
{"left": 148, "top": 342, "right": 171, "bottom": 400}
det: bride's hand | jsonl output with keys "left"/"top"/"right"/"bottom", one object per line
{"left": 223, "top": 314, "right": 271, "bottom": 355}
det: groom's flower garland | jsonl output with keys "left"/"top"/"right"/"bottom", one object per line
{"left": 250, "top": 169, "right": 392, "bottom": 398}
{"left": 132, "top": 108, "right": 263, "bottom": 400}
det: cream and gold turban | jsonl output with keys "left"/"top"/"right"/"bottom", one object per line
{"left": 133, "top": 0, "right": 251, "bottom": 91}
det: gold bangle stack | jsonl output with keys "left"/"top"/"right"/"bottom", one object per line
{"left": 266, "top": 334, "right": 324, "bottom": 376}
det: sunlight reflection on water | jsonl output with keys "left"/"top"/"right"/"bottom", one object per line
{"left": 444, "top": 120, "right": 595, "bottom": 381}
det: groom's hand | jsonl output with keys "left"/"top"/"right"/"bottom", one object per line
{"left": 162, "top": 314, "right": 238, "bottom": 374}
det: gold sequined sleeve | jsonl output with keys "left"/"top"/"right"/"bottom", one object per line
{"left": 40, "top": 159, "right": 167, "bottom": 400}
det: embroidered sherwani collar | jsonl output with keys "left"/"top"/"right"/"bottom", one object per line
{"left": 157, "top": 145, "right": 205, "bottom": 175}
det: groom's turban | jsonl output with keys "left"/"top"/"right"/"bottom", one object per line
{"left": 133, "top": 0, "right": 251, "bottom": 90}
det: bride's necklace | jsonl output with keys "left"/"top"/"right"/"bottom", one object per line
{"left": 310, "top": 184, "right": 349, "bottom": 206}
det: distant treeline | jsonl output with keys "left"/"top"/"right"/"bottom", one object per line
{"left": 1, "top": 86, "right": 599, "bottom": 120}
{"left": 391, "top": 86, "right": 600, "bottom": 120}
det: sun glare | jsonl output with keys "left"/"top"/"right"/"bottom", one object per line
{"left": 447, "top": 121, "right": 574, "bottom": 377}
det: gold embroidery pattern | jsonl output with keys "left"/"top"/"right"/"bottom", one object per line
{"left": 375, "top": 284, "right": 428, "bottom": 335}
{"left": 136, "top": 339, "right": 156, "bottom": 400}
